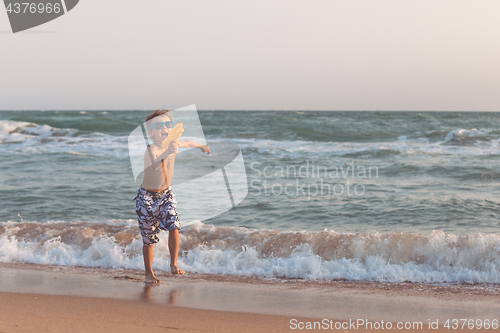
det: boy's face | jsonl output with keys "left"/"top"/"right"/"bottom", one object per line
{"left": 147, "top": 114, "right": 173, "bottom": 144}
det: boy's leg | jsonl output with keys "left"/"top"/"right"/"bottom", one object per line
{"left": 168, "top": 229, "right": 185, "bottom": 275}
{"left": 143, "top": 244, "right": 161, "bottom": 283}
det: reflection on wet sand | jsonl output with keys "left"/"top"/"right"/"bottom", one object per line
{"left": 2, "top": 265, "right": 500, "bottom": 323}
{"left": 140, "top": 284, "right": 184, "bottom": 305}
{"left": 139, "top": 284, "right": 156, "bottom": 302}
{"left": 167, "top": 289, "right": 184, "bottom": 305}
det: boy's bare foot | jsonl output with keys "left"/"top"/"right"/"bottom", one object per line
{"left": 144, "top": 273, "right": 161, "bottom": 284}
{"left": 170, "top": 265, "right": 185, "bottom": 275}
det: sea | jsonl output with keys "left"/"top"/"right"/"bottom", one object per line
{"left": 1, "top": 110, "right": 499, "bottom": 284}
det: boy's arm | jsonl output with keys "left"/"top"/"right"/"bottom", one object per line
{"left": 145, "top": 143, "right": 179, "bottom": 171}
{"left": 178, "top": 140, "right": 210, "bottom": 154}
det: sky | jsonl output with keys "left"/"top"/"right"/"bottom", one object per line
{"left": 1, "top": 0, "right": 500, "bottom": 111}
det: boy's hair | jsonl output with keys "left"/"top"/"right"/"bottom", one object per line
{"left": 146, "top": 109, "right": 172, "bottom": 122}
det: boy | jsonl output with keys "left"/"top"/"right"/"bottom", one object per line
{"left": 134, "top": 109, "right": 210, "bottom": 284}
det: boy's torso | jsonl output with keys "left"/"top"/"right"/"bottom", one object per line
{"left": 142, "top": 144, "right": 175, "bottom": 191}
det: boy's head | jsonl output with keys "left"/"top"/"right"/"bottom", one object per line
{"left": 146, "top": 109, "right": 174, "bottom": 143}
{"left": 146, "top": 109, "right": 172, "bottom": 123}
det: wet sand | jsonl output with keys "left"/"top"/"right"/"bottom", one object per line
{"left": 1, "top": 292, "right": 315, "bottom": 333}
{"left": 1, "top": 262, "right": 499, "bottom": 332}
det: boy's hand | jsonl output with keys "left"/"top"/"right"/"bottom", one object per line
{"left": 166, "top": 140, "right": 179, "bottom": 155}
{"left": 200, "top": 145, "right": 210, "bottom": 155}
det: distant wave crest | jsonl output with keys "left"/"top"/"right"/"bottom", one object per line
{"left": 0, "top": 120, "right": 128, "bottom": 158}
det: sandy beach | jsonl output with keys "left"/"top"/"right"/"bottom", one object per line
{"left": 1, "top": 263, "right": 499, "bottom": 332}
{"left": 1, "top": 292, "right": 310, "bottom": 333}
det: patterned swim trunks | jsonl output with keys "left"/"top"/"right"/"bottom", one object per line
{"left": 133, "top": 186, "right": 181, "bottom": 245}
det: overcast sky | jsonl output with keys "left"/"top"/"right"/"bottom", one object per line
{"left": 1, "top": 0, "right": 499, "bottom": 111}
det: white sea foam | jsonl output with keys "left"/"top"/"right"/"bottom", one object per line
{"left": 443, "top": 128, "right": 495, "bottom": 143}
{"left": 211, "top": 136, "right": 500, "bottom": 159}
{"left": 2, "top": 120, "right": 499, "bottom": 159}
{"left": 208, "top": 126, "right": 500, "bottom": 158}
{"left": 1, "top": 120, "right": 209, "bottom": 159}
{"left": 0, "top": 120, "right": 129, "bottom": 158}
{"left": 1, "top": 220, "right": 499, "bottom": 284}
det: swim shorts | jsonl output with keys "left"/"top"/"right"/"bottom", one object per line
{"left": 133, "top": 186, "right": 181, "bottom": 245}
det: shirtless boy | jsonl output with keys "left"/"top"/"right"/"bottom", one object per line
{"left": 134, "top": 109, "right": 210, "bottom": 283}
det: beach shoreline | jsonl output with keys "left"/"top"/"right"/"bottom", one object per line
{"left": 1, "top": 262, "right": 499, "bottom": 332}
{"left": 2, "top": 262, "right": 499, "bottom": 302}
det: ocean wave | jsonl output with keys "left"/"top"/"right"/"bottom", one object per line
{"left": 443, "top": 128, "right": 500, "bottom": 146}
{"left": 214, "top": 135, "right": 500, "bottom": 159}
{"left": 399, "top": 128, "right": 500, "bottom": 147}
{"left": 1, "top": 221, "right": 499, "bottom": 284}
{"left": 2, "top": 119, "right": 500, "bottom": 160}
{"left": 0, "top": 120, "right": 129, "bottom": 158}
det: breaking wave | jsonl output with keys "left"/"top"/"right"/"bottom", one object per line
{"left": 1, "top": 220, "right": 499, "bottom": 284}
